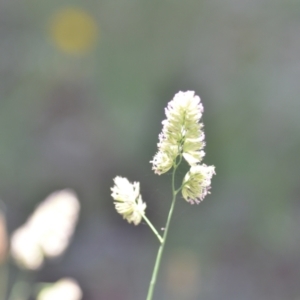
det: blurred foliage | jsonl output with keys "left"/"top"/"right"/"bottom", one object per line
{"left": 1, "top": 0, "right": 300, "bottom": 299}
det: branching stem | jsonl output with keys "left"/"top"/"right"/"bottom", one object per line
{"left": 142, "top": 214, "right": 163, "bottom": 244}
{"left": 146, "top": 164, "right": 180, "bottom": 300}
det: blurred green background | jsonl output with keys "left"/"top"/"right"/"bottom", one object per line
{"left": 1, "top": 0, "right": 300, "bottom": 299}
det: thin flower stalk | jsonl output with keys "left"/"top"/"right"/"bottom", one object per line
{"left": 111, "top": 90, "right": 215, "bottom": 300}
{"left": 141, "top": 214, "right": 163, "bottom": 244}
{"left": 146, "top": 163, "right": 179, "bottom": 300}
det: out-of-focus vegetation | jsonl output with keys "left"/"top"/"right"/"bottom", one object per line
{"left": 1, "top": 1, "right": 300, "bottom": 299}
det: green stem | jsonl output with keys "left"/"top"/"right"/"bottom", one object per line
{"left": 146, "top": 165, "right": 179, "bottom": 300}
{"left": 0, "top": 261, "right": 8, "bottom": 300}
{"left": 7, "top": 270, "right": 32, "bottom": 300}
{"left": 142, "top": 214, "right": 163, "bottom": 244}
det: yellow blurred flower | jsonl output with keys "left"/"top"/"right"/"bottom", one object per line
{"left": 49, "top": 7, "right": 98, "bottom": 54}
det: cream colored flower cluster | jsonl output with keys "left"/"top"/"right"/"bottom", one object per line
{"left": 37, "top": 278, "right": 82, "bottom": 300}
{"left": 152, "top": 91, "right": 215, "bottom": 204}
{"left": 151, "top": 91, "right": 205, "bottom": 174}
{"left": 11, "top": 190, "right": 80, "bottom": 270}
{"left": 182, "top": 164, "right": 215, "bottom": 204}
{"left": 111, "top": 176, "right": 146, "bottom": 225}
{"left": 110, "top": 91, "right": 215, "bottom": 226}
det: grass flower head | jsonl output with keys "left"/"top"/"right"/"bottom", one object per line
{"left": 37, "top": 278, "right": 82, "bottom": 300}
{"left": 182, "top": 164, "right": 216, "bottom": 204}
{"left": 111, "top": 89, "right": 216, "bottom": 300}
{"left": 11, "top": 189, "right": 80, "bottom": 270}
{"left": 151, "top": 91, "right": 205, "bottom": 174}
{"left": 111, "top": 176, "right": 146, "bottom": 225}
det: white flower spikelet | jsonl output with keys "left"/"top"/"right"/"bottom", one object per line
{"left": 37, "top": 278, "right": 82, "bottom": 300}
{"left": 111, "top": 176, "right": 146, "bottom": 225}
{"left": 10, "top": 189, "right": 80, "bottom": 270}
{"left": 151, "top": 91, "right": 205, "bottom": 174}
{"left": 182, "top": 165, "right": 216, "bottom": 204}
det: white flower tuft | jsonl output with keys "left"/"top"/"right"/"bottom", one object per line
{"left": 11, "top": 189, "right": 80, "bottom": 270}
{"left": 111, "top": 176, "right": 146, "bottom": 225}
{"left": 182, "top": 164, "right": 215, "bottom": 204}
{"left": 151, "top": 91, "right": 205, "bottom": 174}
{"left": 37, "top": 278, "right": 82, "bottom": 300}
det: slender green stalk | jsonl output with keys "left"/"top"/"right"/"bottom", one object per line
{"left": 7, "top": 270, "right": 31, "bottom": 300}
{"left": 0, "top": 262, "right": 8, "bottom": 300}
{"left": 146, "top": 165, "right": 179, "bottom": 300}
{"left": 142, "top": 214, "right": 163, "bottom": 244}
